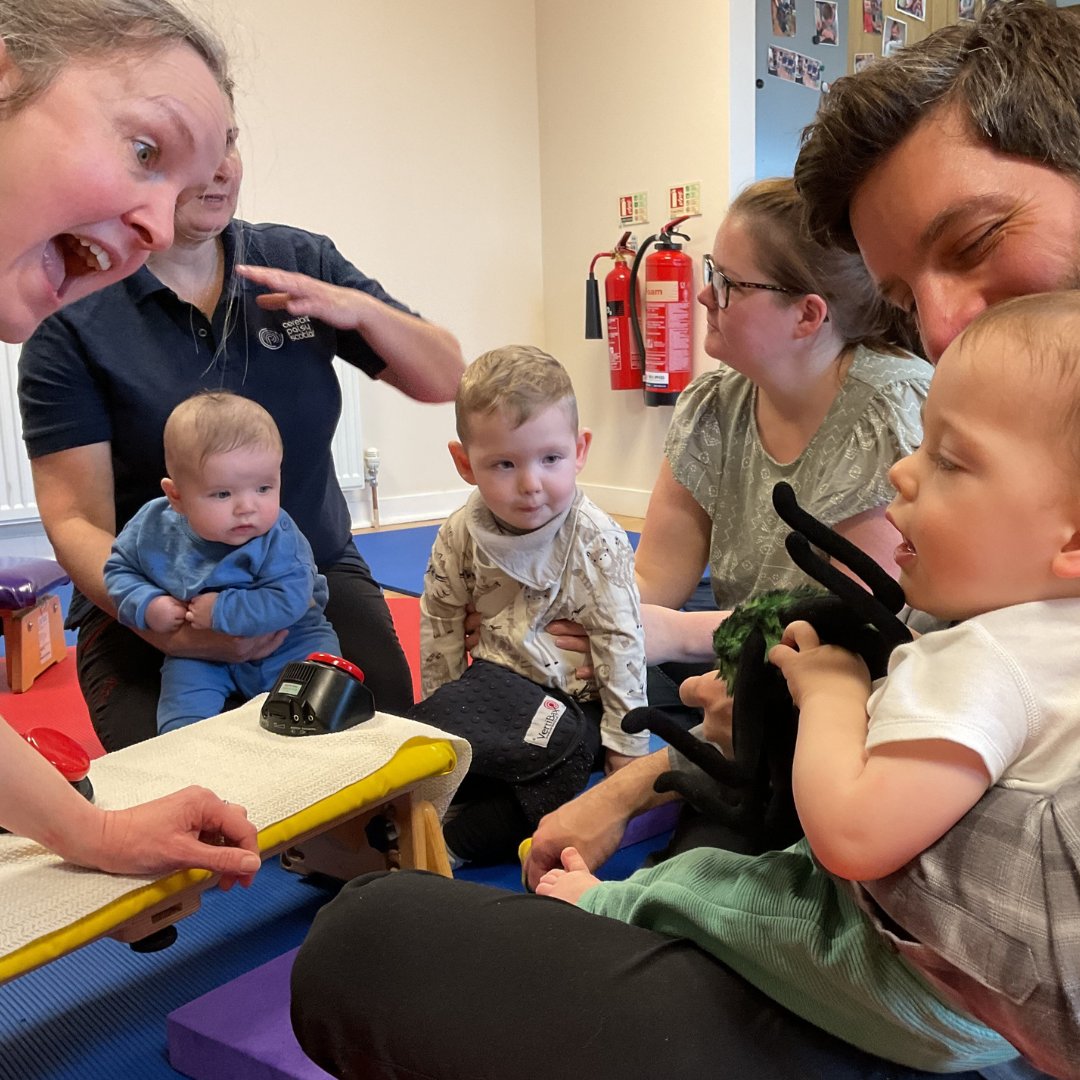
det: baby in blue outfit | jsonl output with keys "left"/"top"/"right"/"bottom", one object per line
{"left": 105, "top": 391, "right": 340, "bottom": 733}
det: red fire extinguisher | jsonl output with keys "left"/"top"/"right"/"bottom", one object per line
{"left": 585, "top": 233, "right": 643, "bottom": 390}
{"left": 628, "top": 216, "right": 694, "bottom": 407}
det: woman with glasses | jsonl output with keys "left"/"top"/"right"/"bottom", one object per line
{"left": 635, "top": 176, "right": 930, "bottom": 667}
{"left": 532, "top": 177, "right": 931, "bottom": 876}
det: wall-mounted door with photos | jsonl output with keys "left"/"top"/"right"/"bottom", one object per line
{"left": 755, "top": 0, "right": 1027, "bottom": 180}
{"left": 756, "top": 0, "right": 846, "bottom": 179}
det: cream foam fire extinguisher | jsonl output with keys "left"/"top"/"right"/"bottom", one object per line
{"left": 584, "top": 232, "right": 643, "bottom": 390}
{"left": 628, "top": 216, "right": 694, "bottom": 407}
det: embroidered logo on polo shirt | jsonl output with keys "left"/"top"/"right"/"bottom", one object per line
{"left": 258, "top": 328, "right": 284, "bottom": 350}
{"left": 282, "top": 315, "right": 316, "bottom": 342}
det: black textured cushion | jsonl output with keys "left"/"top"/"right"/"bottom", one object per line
{"left": 408, "top": 659, "right": 600, "bottom": 827}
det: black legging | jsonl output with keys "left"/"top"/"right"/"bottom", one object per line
{"left": 77, "top": 547, "right": 413, "bottom": 751}
{"left": 290, "top": 870, "right": 998, "bottom": 1080}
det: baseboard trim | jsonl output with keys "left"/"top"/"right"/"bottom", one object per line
{"left": 578, "top": 483, "right": 652, "bottom": 518}
{"left": 345, "top": 488, "right": 469, "bottom": 530}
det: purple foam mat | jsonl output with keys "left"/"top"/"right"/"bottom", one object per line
{"left": 167, "top": 948, "right": 331, "bottom": 1080}
{"left": 0, "top": 556, "right": 69, "bottom": 610}
{"left": 620, "top": 800, "right": 681, "bottom": 848}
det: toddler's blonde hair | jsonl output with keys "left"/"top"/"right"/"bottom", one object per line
{"left": 455, "top": 345, "right": 577, "bottom": 443}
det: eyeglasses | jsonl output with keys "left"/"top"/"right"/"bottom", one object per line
{"left": 702, "top": 254, "right": 800, "bottom": 310}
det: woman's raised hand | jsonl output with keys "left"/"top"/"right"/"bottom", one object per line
{"left": 236, "top": 265, "right": 373, "bottom": 331}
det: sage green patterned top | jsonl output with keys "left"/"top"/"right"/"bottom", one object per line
{"left": 664, "top": 345, "right": 933, "bottom": 610}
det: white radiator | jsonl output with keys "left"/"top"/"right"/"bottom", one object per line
{"left": 0, "top": 342, "right": 36, "bottom": 525}
{"left": 331, "top": 359, "right": 368, "bottom": 490}
{"left": 0, "top": 345, "right": 367, "bottom": 528}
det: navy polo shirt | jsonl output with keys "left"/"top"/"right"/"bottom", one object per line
{"left": 19, "top": 220, "right": 419, "bottom": 624}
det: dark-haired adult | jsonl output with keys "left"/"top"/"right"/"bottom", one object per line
{"left": 794, "top": 0, "right": 1080, "bottom": 367}
{"left": 790, "top": 2, "right": 1080, "bottom": 1074}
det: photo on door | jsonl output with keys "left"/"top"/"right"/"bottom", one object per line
{"left": 895, "top": 0, "right": 925, "bottom": 21}
{"left": 814, "top": 1, "right": 838, "bottom": 45}
{"left": 883, "top": 16, "right": 907, "bottom": 56}
{"left": 771, "top": 0, "right": 796, "bottom": 36}
{"left": 863, "top": 0, "right": 883, "bottom": 34}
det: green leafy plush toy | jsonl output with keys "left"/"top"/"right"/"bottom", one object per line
{"left": 711, "top": 586, "right": 826, "bottom": 688}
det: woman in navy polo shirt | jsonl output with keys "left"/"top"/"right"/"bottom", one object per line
{"left": 18, "top": 123, "right": 466, "bottom": 751}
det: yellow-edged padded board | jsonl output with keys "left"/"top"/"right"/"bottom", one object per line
{"left": 0, "top": 698, "right": 469, "bottom": 984}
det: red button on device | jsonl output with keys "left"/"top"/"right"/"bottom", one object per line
{"left": 24, "top": 727, "right": 91, "bottom": 783}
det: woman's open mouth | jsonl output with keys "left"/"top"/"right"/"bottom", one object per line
{"left": 45, "top": 234, "right": 114, "bottom": 298}
{"left": 60, "top": 234, "right": 113, "bottom": 273}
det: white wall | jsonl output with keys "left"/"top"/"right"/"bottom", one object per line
{"left": 536, "top": 0, "right": 752, "bottom": 516}
{"left": 191, "top": 0, "right": 546, "bottom": 525}
{"left": 1, "top": 1, "right": 757, "bottom": 544}
{"left": 199, "top": 0, "right": 755, "bottom": 522}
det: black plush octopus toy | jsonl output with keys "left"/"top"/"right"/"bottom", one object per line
{"left": 621, "top": 481, "right": 912, "bottom": 855}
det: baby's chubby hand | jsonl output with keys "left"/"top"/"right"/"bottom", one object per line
{"left": 145, "top": 594, "right": 188, "bottom": 633}
{"left": 185, "top": 592, "right": 219, "bottom": 632}
{"left": 534, "top": 846, "right": 602, "bottom": 905}
{"left": 768, "top": 620, "right": 871, "bottom": 711}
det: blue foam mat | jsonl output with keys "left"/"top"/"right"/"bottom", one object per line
{"left": 352, "top": 525, "right": 441, "bottom": 596}
{"left": 0, "top": 850, "right": 670, "bottom": 1080}
{"left": 0, "top": 861, "right": 341, "bottom": 1080}
{"left": 354, "top": 525, "right": 640, "bottom": 597}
